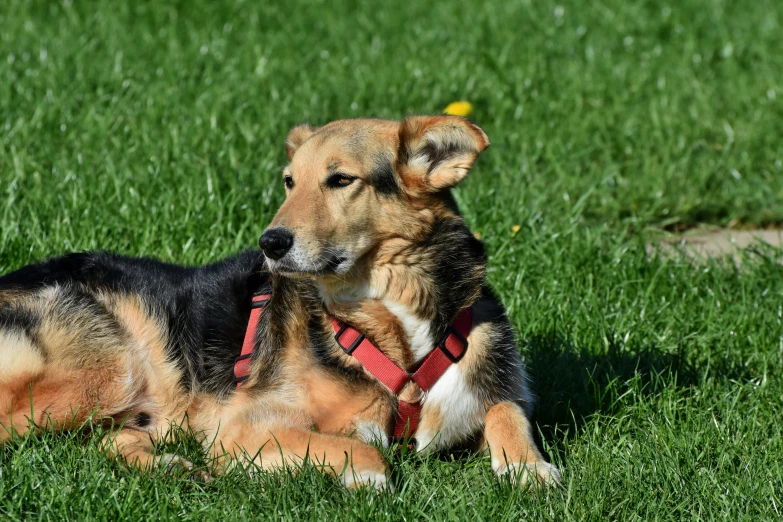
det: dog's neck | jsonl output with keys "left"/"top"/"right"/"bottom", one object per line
{"left": 317, "top": 218, "right": 486, "bottom": 363}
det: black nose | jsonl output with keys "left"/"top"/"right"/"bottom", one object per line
{"left": 259, "top": 228, "right": 294, "bottom": 260}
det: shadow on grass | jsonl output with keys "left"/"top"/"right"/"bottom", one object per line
{"left": 524, "top": 330, "right": 755, "bottom": 437}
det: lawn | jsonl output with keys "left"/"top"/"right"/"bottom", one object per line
{"left": 1, "top": 0, "right": 782, "bottom": 519}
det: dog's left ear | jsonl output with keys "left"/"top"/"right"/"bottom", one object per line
{"left": 397, "top": 115, "right": 489, "bottom": 191}
{"left": 286, "top": 124, "right": 318, "bottom": 160}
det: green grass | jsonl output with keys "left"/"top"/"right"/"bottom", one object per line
{"left": 1, "top": 0, "right": 782, "bottom": 519}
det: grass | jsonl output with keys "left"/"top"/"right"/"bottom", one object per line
{"left": 1, "top": 0, "right": 782, "bottom": 519}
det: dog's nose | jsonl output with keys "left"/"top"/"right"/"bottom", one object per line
{"left": 259, "top": 228, "right": 294, "bottom": 260}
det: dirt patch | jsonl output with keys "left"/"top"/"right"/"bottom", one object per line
{"left": 649, "top": 228, "right": 783, "bottom": 264}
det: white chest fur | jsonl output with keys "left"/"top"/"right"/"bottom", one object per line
{"left": 319, "top": 286, "right": 485, "bottom": 451}
{"left": 379, "top": 298, "right": 484, "bottom": 452}
{"left": 380, "top": 298, "right": 434, "bottom": 362}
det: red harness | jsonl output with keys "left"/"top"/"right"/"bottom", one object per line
{"left": 233, "top": 292, "right": 472, "bottom": 440}
{"left": 232, "top": 292, "right": 271, "bottom": 385}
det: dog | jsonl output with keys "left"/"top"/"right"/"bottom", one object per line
{"left": 0, "top": 115, "right": 559, "bottom": 489}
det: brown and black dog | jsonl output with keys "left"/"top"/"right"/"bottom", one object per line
{"left": 0, "top": 115, "right": 559, "bottom": 489}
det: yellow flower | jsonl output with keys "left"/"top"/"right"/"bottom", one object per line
{"left": 444, "top": 101, "right": 473, "bottom": 117}
{"left": 511, "top": 224, "right": 521, "bottom": 237}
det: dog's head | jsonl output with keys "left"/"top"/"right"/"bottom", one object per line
{"left": 259, "top": 116, "right": 489, "bottom": 280}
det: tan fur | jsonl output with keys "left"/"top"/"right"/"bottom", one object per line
{"left": 102, "top": 429, "right": 159, "bottom": 468}
{"left": 214, "top": 422, "right": 388, "bottom": 487}
{"left": 1, "top": 287, "right": 142, "bottom": 439}
{"left": 484, "top": 402, "right": 560, "bottom": 486}
{"left": 2, "top": 368, "right": 126, "bottom": 439}
{"left": 328, "top": 299, "right": 413, "bottom": 369}
{"left": 106, "top": 294, "right": 189, "bottom": 427}
{"left": 397, "top": 115, "right": 489, "bottom": 192}
{"left": 206, "top": 381, "right": 387, "bottom": 486}
{"left": 268, "top": 116, "right": 556, "bottom": 487}
{"left": 414, "top": 401, "right": 442, "bottom": 438}
{"left": 299, "top": 368, "right": 389, "bottom": 436}
{"left": 0, "top": 283, "right": 389, "bottom": 487}
{"left": 0, "top": 330, "right": 45, "bottom": 386}
{"left": 457, "top": 305, "right": 495, "bottom": 390}
{"left": 1, "top": 115, "right": 554, "bottom": 490}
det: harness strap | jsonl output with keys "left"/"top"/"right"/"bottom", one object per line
{"left": 330, "top": 319, "right": 410, "bottom": 394}
{"left": 234, "top": 288, "right": 473, "bottom": 442}
{"left": 233, "top": 292, "right": 271, "bottom": 385}
{"left": 411, "top": 308, "right": 472, "bottom": 391}
{"left": 394, "top": 401, "right": 421, "bottom": 439}
{"left": 333, "top": 307, "right": 473, "bottom": 439}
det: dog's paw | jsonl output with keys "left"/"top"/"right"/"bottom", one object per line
{"left": 340, "top": 470, "right": 394, "bottom": 492}
{"left": 497, "top": 461, "right": 561, "bottom": 488}
{"left": 161, "top": 453, "right": 213, "bottom": 482}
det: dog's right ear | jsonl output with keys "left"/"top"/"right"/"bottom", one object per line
{"left": 285, "top": 124, "right": 317, "bottom": 160}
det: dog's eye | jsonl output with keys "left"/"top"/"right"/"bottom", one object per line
{"left": 326, "top": 173, "right": 356, "bottom": 188}
{"left": 283, "top": 176, "right": 294, "bottom": 189}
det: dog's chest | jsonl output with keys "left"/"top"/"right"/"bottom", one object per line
{"left": 380, "top": 298, "right": 434, "bottom": 362}
{"left": 319, "top": 290, "right": 485, "bottom": 448}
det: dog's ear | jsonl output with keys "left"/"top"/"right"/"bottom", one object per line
{"left": 285, "top": 124, "right": 318, "bottom": 160}
{"left": 397, "top": 115, "right": 489, "bottom": 192}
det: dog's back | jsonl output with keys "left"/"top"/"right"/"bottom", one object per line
{"left": 0, "top": 250, "right": 264, "bottom": 440}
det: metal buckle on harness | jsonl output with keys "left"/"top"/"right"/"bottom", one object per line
{"left": 436, "top": 326, "right": 468, "bottom": 363}
{"left": 334, "top": 323, "right": 365, "bottom": 355}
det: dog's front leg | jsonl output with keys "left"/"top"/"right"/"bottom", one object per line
{"left": 102, "top": 428, "right": 210, "bottom": 480}
{"left": 345, "top": 397, "right": 395, "bottom": 449}
{"left": 482, "top": 401, "right": 560, "bottom": 487}
{"left": 213, "top": 423, "right": 391, "bottom": 490}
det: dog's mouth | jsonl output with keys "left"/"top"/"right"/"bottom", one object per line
{"left": 267, "top": 251, "right": 348, "bottom": 278}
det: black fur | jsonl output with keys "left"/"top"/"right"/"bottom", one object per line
{"left": 307, "top": 313, "right": 373, "bottom": 388}
{"left": 421, "top": 140, "right": 465, "bottom": 174}
{"left": 1, "top": 217, "right": 526, "bottom": 430}
{"left": 425, "top": 215, "right": 487, "bottom": 338}
{"left": 468, "top": 286, "right": 530, "bottom": 408}
{"left": 369, "top": 159, "right": 400, "bottom": 196}
{"left": 0, "top": 250, "right": 267, "bottom": 397}
{"left": 0, "top": 307, "right": 39, "bottom": 337}
{"left": 134, "top": 412, "right": 152, "bottom": 428}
